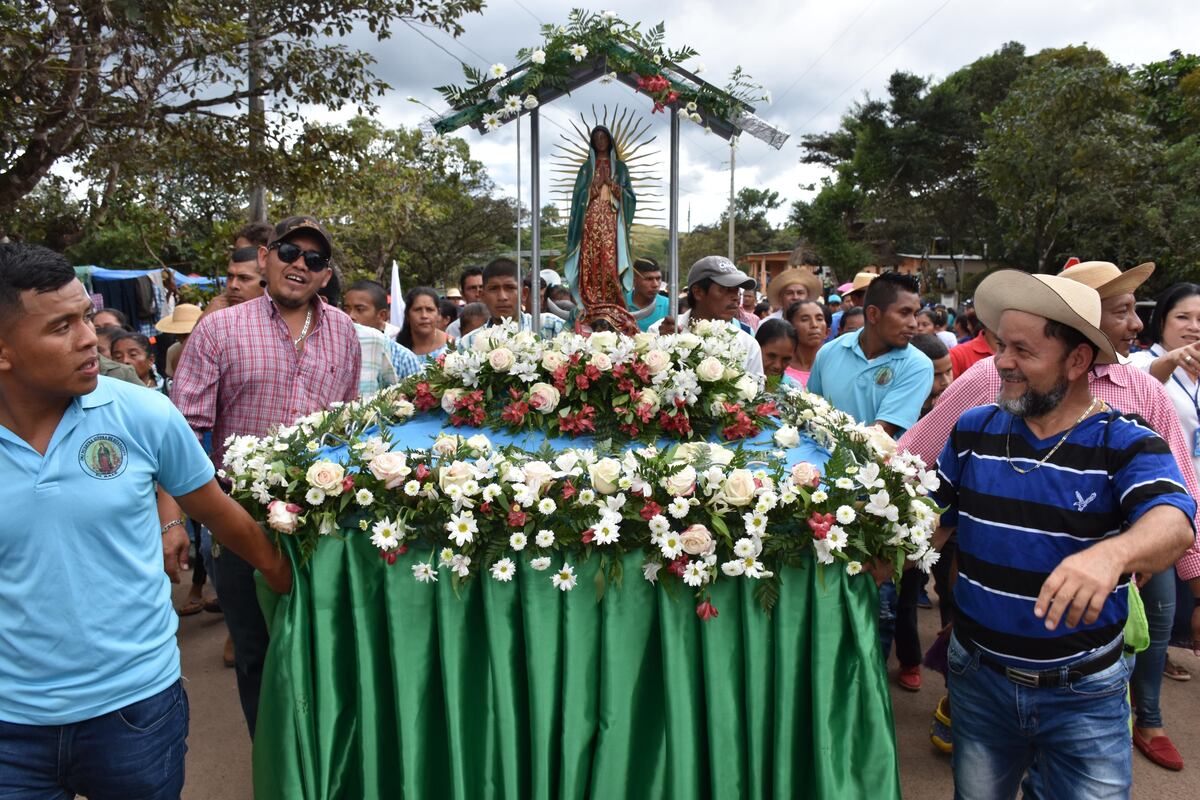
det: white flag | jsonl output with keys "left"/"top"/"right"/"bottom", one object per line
{"left": 389, "top": 261, "right": 405, "bottom": 329}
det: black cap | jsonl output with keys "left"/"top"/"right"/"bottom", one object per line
{"left": 269, "top": 215, "right": 333, "bottom": 259}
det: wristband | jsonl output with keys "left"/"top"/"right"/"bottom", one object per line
{"left": 161, "top": 519, "right": 185, "bottom": 535}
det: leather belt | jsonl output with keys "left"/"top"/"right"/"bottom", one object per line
{"left": 968, "top": 640, "right": 1123, "bottom": 689}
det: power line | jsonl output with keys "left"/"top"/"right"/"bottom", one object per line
{"left": 794, "top": 0, "right": 955, "bottom": 134}
{"left": 770, "top": 0, "right": 879, "bottom": 109}
{"left": 510, "top": 0, "right": 544, "bottom": 25}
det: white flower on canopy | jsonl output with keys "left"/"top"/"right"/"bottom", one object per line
{"left": 551, "top": 563, "right": 577, "bottom": 591}
{"left": 490, "top": 558, "right": 516, "bottom": 582}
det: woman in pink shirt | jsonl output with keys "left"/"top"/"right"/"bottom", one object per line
{"left": 785, "top": 299, "right": 828, "bottom": 387}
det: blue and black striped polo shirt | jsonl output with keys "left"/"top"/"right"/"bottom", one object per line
{"left": 934, "top": 404, "right": 1196, "bottom": 668}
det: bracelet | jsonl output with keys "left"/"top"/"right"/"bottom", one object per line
{"left": 161, "top": 519, "right": 185, "bottom": 535}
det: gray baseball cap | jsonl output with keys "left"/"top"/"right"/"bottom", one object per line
{"left": 686, "top": 255, "right": 757, "bottom": 290}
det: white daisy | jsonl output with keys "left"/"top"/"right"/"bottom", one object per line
{"left": 482, "top": 112, "right": 501, "bottom": 132}
{"left": 682, "top": 561, "right": 707, "bottom": 587}
{"left": 578, "top": 489, "right": 596, "bottom": 505}
{"left": 592, "top": 514, "right": 620, "bottom": 545}
{"left": 438, "top": 548, "right": 456, "bottom": 567}
{"left": 835, "top": 477, "right": 855, "bottom": 490}
{"left": 668, "top": 497, "right": 690, "bottom": 519}
{"left": 412, "top": 563, "right": 437, "bottom": 583}
{"left": 489, "top": 62, "right": 507, "bottom": 78}
{"left": 535, "top": 529, "right": 555, "bottom": 548}
{"left": 721, "top": 559, "right": 746, "bottom": 577}
{"left": 369, "top": 517, "right": 400, "bottom": 550}
{"left": 509, "top": 531, "right": 528, "bottom": 551}
{"left": 826, "top": 526, "right": 848, "bottom": 552}
{"left": 446, "top": 511, "right": 477, "bottom": 547}
{"left": 811, "top": 489, "right": 828, "bottom": 504}
{"left": 733, "top": 537, "right": 760, "bottom": 558}
{"left": 354, "top": 488, "right": 374, "bottom": 506}
{"left": 530, "top": 556, "right": 551, "bottom": 571}
{"left": 490, "top": 558, "right": 516, "bottom": 582}
{"left": 846, "top": 560, "right": 863, "bottom": 576}
{"left": 305, "top": 487, "right": 326, "bottom": 506}
{"left": 836, "top": 505, "right": 857, "bottom": 525}
{"left": 551, "top": 563, "right": 577, "bottom": 591}
{"left": 659, "top": 533, "right": 683, "bottom": 559}
{"left": 569, "top": 43, "right": 588, "bottom": 62}
{"left": 537, "top": 497, "right": 557, "bottom": 515}
{"left": 403, "top": 480, "right": 421, "bottom": 497}
{"left": 647, "top": 514, "right": 671, "bottom": 537}
{"left": 482, "top": 483, "right": 503, "bottom": 502}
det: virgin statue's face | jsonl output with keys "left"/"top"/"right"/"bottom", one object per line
{"left": 592, "top": 130, "right": 610, "bottom": 153}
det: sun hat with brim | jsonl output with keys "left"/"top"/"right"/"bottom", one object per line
{"left": 1059, "top": 260, "right": 1154, "bottom": 299}
{"left": 155, "top": 303, "right": 203, "bottom": 335}
{"left": 767, "top": 268, "right": 823, "bottom": 309}
{"left": 847, "top": 271, "right": 877, "bottom": 295}
{"left": 836, "top": 282, "right": 853, "bottom": 294}
{"left": 974, "top": 270, "right": 1120, "bottom": 365}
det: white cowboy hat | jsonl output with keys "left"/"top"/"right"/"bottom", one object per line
{"left": 974, "top": 270, "right": 1120, "bottom": 365}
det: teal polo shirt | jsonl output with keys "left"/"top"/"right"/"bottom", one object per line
{"left": 807, "top": 329, "right": 933, "bottom": 434}
{"left": 0, "top": 377, "right": 214, "bottom": 725}
{"left": 625, "top": 291, "right": 670, "bottom": 331}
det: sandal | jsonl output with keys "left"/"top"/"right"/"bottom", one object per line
{"left": 1164, "top": 658, "right": 1192, "bottom": 682}
{"left": 175, "top": 597, "right": 205, "bottom": 616}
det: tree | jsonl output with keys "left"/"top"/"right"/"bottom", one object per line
{"left": 0, "top": 0, "right": 483, "bottom": 218}
{"left": 977, "top": 49, "right": 1163, "bottom": 272}
{"left": 788, "top": 178, "right": 872, "bottom": 279}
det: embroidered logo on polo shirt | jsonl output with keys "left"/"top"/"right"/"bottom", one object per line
{"left": 79, "top": 434, "right": 128, "bottom": 480}
{"left": 874, "top": 366, "right": 894, "bottom": 386}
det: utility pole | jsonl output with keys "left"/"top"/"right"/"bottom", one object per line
{"left": 247, "top": 4, "right": 267, "bottom": 223}
{"left": 727, "top": 139, "right": 736, "bottom": 260}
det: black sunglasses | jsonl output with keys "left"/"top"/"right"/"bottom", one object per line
{"left": 269, "top": 241, "right": 330, "bottom": 272}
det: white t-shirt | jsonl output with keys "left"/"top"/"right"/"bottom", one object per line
{"left": 648, "top": 311, "right": 764, "bottom": 378}
{"left": 1130, "top": 347, "right": 1200, "bottom": 478}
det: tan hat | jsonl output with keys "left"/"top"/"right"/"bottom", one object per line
{"left": 445, "top": 287, "right": 463, "bottom": 299}
{"left": 767, "top": 268, "right": 823, "bottom": 309}
{"left": 847, "top": 271, "right": 877, "bottom": 295}
{"left": 155, "top": 303, "right": 202, "bottom": 335}
{"left": 1058, "top": 261, "right": 1154, "bottom": 299}
{"left": 974, "top": 270, "right": 1119, "bottom": 365}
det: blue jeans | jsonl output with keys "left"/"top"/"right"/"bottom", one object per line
{"left": 1131, "top": 570, "right": 1175, "bottom": 729}
{"left": 0, "top": 680, "right": 188, "bottom": 800}
{"left": 947, "top": 634, "right": 1131, "bottom": 800}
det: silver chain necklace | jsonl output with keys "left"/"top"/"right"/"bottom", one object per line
{"left": 293, "top": 307, "right": 314, "bottom": 348}
{"left": 1005, "top": 397, "right": 1101, "bottom": 475}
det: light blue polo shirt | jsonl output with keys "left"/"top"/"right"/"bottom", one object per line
{"left": 625, "top": 291, "right": 670, "bottom": 331}
{"left": 807, "top": 329, "right": 933, "bottom": 434}
{"left": 0, "top": 377, "right": 214, "bottom": 725}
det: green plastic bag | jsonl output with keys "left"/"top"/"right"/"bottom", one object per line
{"left": 1125, "top": 581, "right": 1150, "bottom": 655}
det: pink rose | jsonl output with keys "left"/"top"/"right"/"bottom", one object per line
{"left": 267, "top": 500, "right": 301, "bottom": 534}
{"left": 680, "top": 523, "right": 715, "bottom": 556}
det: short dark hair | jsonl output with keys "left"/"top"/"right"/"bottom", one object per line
{"left": 686, "top": 277, "right": 715, "bottom": 308}
{"left": 95, "top": 307, "right": 131, "bottom": 330}
{"left": 1147, "top": 283, "right": 1200, "bottom": 346}
{"left": 482, "top": 258, "right": 518, "bottom": 285}
{"left": 838, "top": 306, "right": 865, "bottom": 334}
{"left": 755, "top": 318, "right": 799, "bottom": 349}
{"left": 458, "top": 302, "right": 488, "bottom": 325}
{"left": 235, "top": 222, "right": 273, "bottom": 247}
{"left": 230, "top": 245, "right": 259, "bottom": 264}
{"left": 547, "top": 285, "right": 572, "bottom": 303}
{"left": 110, "top": 330, "right": 154, "bottom": 357}
{"left": 909, "top": 332, "right": 948, "bottom": 361}
{"left": 438, "top": 298, "right": 458, "bottom": 322}
{"left": 459, "top": 265, "right": 484, "bottom": 290}
{"left": 0, "top": 244, "right": 79, "bottom": 324}
{"left": 94, "top": 325, "right": 125, "bottom": 342}
{"left": 347, "top": 279, "right": 389, "bottom": 311}
{"left": 1043, "top": 319, "right": 1097, "bottom": 366}
{"left": 317, "top": 267, "right": 341, "bottom": 307}
{"left": 863, "top": 271, "right": 920, "bottom": 316}
{"left": 633, "top": 257, "right": 660, "bottom": 275}
{"left": 754, "top": 300, "right": 771, "bottom": 317}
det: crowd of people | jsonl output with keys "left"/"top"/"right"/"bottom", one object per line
{"left": 1, "top": 213, "right": 1199, "bottom": 800}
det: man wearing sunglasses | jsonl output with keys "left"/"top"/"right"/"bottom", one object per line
{"left": 172, "top": 215, "right": 361, "bottom": 738}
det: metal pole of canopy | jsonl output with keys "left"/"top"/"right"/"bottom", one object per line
{"left": 530, "top": 107, "right": 541, "bottom": 334}
{"left": 668, "top": 109, "right": 681, "bottom": 321}
{"left": 515, "top": 112, "right": 523, "bottom": 330}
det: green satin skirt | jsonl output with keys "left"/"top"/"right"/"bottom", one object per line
{"left": 254, "top": 536, "right": 900, "bottom": 799}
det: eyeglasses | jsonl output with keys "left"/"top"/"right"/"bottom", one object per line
{"left": 269, "top": 241, "right": 330, "bottom": 271}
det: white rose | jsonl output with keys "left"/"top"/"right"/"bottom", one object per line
{"left": 633, "top": 332, "right": 655, "bottom": 352}
{"left": 675, "top": 333, "right": 701, "bottom": 352}
{"left": 441, "top": 388, "right": 464, "bottom": 414}
{"left": 471, "top": 329, "right": 494, "bottom": 352}
{"left": 642, "top": 350, "right": 670, "bottom": 375}
{"left": 680, "top": 523, "right": 715, "bottom": 556}
{"left": 864, "top": 424, "right": 898, "bottom": 458}
{"left": 432, "top": 434, "right": 461, "bottom": 458}
{"left": 790, "top": 461, "right": 821, "bottom": 488}
{"left": 529, "top": 382, "right": 561, "bottom": 413}
{"left": 438, "top": 461, "right": 473, "bottom": 492}
{"left": 589, "top": 352, "right": 612, "bottom": 371}
{"left": 734, "top": 375, "right": 759, "bottom": 402}
{"left": 708, "top": 444, "right": 735, "bottom": 466}
{"left": 266, "top": 500, "right": 301, "bottom": 534}
{"left": 393, "top": 398, "right": 415, "bottom": 419}
{"left": 664, "top": 465, "right": 697, "bottom": 497}
{"left": 306, "top": 461, "right": 345, "bottom": 494}
{"left": 466, "top": 434, "right": 491, "bottom": 454}
{"left": 774, "top": 424, "right": 801, "bottom": 449}
{"left": 531, "top": 48, "right": 546, "bottom": 64}
{"left": 719, "top": 468, "right": 757, "bottom": 507}
{"left": 368, "top": 451, "right": 410, "bottom": 489}
{"left": 522, "top": 460, "right": 555, "bottom": 494}
{"left": 638, "top": 388, "right": 661, "bottom": 412}
{"left": 723, "top": 366, "right": 740, "bottom": 381}
{"left": 588, "top": 457, "right": 622, "bottom": 495}
{"left": 488, "top": 347, "right": 515, "bottom": 372}
{"left": 696, "top": 357, "right": 725, "bottom": 382}
{"left": 541, "top": 350, "right": 567, "bottom": 372}
{"left": 590, "top": 331, "right": 618, "bottom": 350}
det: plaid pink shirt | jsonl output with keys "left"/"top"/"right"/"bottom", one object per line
{"left": 172, "top": 294, "right": 361, "bottom": 470}
{"left": 898, "top": 356, "right": 1200, "bottom": 580}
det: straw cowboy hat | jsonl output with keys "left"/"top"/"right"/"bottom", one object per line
{"left": 767, "top": 268, "right": 823, "bottom": 309}
{"left": 155, "top": 303, "right": 202, "bottom": 335}
{"left": 1058, "top": 260, "right": 1154, "bottom": 299}
{"left": 846, "top": 271, "right": 877, "bottom": 295}
{"left": 974, "top": 270, "right": 1119, "bottom": 365}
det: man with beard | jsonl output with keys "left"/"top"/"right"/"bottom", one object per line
{"left": 172, "top": 215, "right": 360, "bottom": 737}
{"left": 808, "top": 271, "right": 931, "bottom": 436}
{"left": 931, "top": 271, "right": 1195, "bottom": 800}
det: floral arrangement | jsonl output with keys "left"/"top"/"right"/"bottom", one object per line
{"left": 413, "top": 320, "right": 775, "bottom": 443}
{"left": 222, "top": 328, "right": 941, "bottom": 619}
{"left": 431, "top": 8, "right": 770, "bottom": 137}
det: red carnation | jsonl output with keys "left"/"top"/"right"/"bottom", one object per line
{"left": 581, "top": 528, "right": 595, "bottom": 544}
{"left": 667, "top": 555, "right": 689, "bottom": 577}
{"left": 507, "top": 504, "right": 527, "bottom": 528}
{"left": 696, "top": 600, "right": 719, "bottom": 621}
{"left": 414, "top": 464, "right": 430, "bottom": 481}
{"left": 640, "top": 500, "right": 662, "bottom": 521}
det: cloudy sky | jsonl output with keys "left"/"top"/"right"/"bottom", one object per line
{"left": 318, "top": 0, "right": 1198, "bottom": 229}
